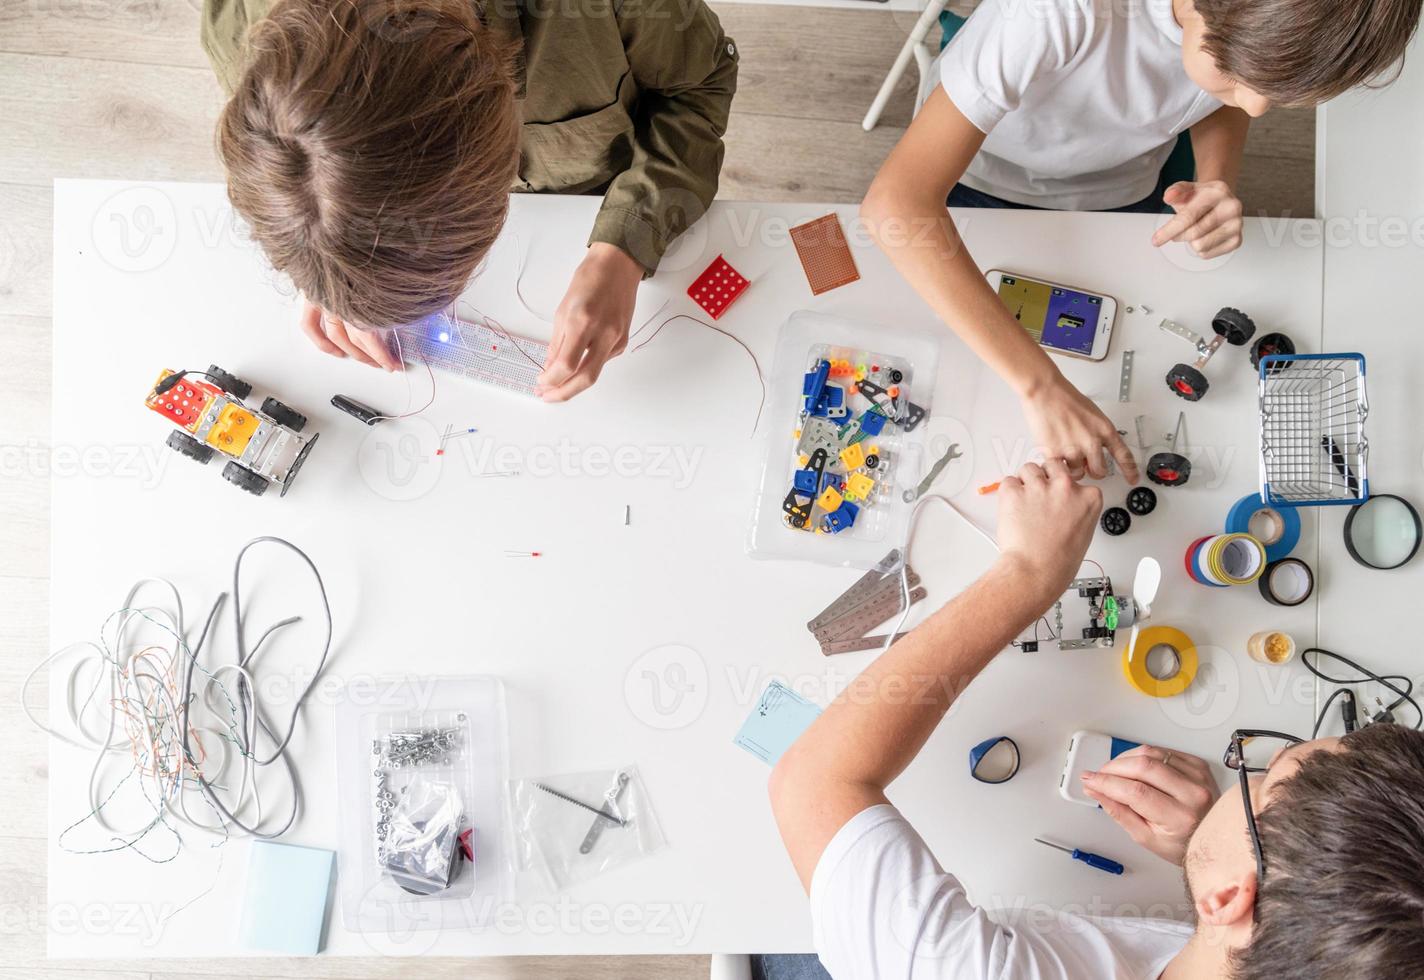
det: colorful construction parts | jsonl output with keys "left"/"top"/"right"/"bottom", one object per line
{"left": 844, "top": 472, "right": 875, "bottom": 501}
{"left": 687, "top": 255, "right": 750, "bottom": 320}
{"left": 802, "top": 360, "right": 850, "bottom": 419}
{"left": 822, "top": 500, "right": 860, "bottom": 534}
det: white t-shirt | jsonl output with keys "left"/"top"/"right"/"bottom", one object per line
{"left": 811, "top": 805, "right": 1192, "bottom": 979}
{"left": 926, "top": 0, "right": 1222, "bottom": 209}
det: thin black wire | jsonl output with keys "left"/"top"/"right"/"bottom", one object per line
{"left": 1301, "top": 646, "right": 1421, "bottom": 733}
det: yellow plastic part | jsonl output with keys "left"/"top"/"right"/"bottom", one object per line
{"left": 846, "top": 472, "right": 875, "bottom": 500}
{"left": 839, "top": 443, "right": 866, "bottom": 471}
{"left": 206, "top": 403, "right": 258, "bottom": 456}
{"left": 817, "top": 486, "right": 843, "bottom": 512}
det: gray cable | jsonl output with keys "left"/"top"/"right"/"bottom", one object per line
{"left": 179, "top": 536, "right": 333, "bottom": 838}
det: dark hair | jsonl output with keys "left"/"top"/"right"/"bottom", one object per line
{"left": 1232, "top": 724, "right": 1424, "bottom": 979}
{"left": 1194, "top": 0, "right": 1422, "bottom": 106}
{"left": 217, "top": 0, "right": 521, "bottom": 328}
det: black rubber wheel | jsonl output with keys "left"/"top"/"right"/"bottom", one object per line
{"left": 888, "top": 369, "right": 903, "bottom": 384}
{"left": 222, "top": 461, "right": 269, "bottom": 496}
{"left": 1211, "top": 307, "right": 1256, "bottom": 346}
{"left": 864, "top": 454, "right": 879, "bottom": 469}
{"left": 1100, "top": 507, "right": 1131, "bottom": 536}
{"left": 205, "top": 364, "right": 252, "bottom": 400}
{"left": 166, "top": 429, "right": 213, "bottom": 464}
{"left": 1126, "top": 486, "right": 1158, "bottom": 516}
{"left": 261, "top": 397, "right": 307, "bottom": 432}
{"left": 1250, "top": 332, "right": 1296, "bottom": 371}
{"left": 1167, "top": 363, "right": 1209, "bottom": 401}
{"left": 1146, "top": 452, "right": 1192, "bottom": 487}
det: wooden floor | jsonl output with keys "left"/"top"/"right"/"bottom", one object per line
{"left": 0, "top": 1, "right": 1313, "bottom": 977}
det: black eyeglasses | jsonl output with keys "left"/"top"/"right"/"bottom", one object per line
{"left": 1222, "top": 729, "right": 1304, "bottom": 884}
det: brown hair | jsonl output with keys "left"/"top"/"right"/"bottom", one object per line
{"left": 1232, "top": 724, "right": 1424, "bottom": 979}
{"left": 217, "top": 0, "right": 520, "bottom": 328}
{"left": 1194, "top": 0, "right": 1422, "bottom": 106}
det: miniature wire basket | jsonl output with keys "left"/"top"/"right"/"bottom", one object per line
{"left": 1258, "top": 353, "right": 1368, "bottom": 507}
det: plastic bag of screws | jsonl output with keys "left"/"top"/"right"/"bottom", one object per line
{"left": 333, "top": 676, "right": 510, "bottom": 934}
{"left": 373, "top": 720, "right": 467, "bottom": 770}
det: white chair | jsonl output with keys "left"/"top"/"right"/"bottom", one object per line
{"left": 862, "top": 0, "right": 979, "bottom": 131}
{"left": 711, "top": 952, "right": 754, "bottom": 980}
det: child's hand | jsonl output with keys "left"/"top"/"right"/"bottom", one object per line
{"left": 995, "top": 459, "right": 1104, "bottom": 607}
{"left": 297, "top": 299, "right": 402, "bottom": 371}
{"left": 1152, "top": 180, "right": 1245, "bottom": 259}
{"left": 1023, "top": 376, "right": 1139, "bottom": 483}
{"left": 538, "top": 244, "right": 643, "bottom": 402}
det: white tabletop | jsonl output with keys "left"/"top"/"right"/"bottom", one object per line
{"left": 50, "top": 179, "right": 1326, "bottom": 956}
{"left": 1315, "top": 38, "right": 1424, "bottom": 701}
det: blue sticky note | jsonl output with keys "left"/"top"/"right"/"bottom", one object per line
{"left": 238, "top": 840, "right": 336, "bottom": 955}
{"left": 734, "top": 680, "right": 822, "bottom": 765}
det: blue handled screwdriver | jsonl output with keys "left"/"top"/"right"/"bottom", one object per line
{"left": 1034, "top": 837, "right": 1125, "bottom": 875}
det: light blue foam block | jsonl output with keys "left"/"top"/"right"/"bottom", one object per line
{"left": 238, "top": 840, "right": 336, "bottom": 955}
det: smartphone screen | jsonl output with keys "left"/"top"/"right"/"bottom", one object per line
{"left": 995, "top": 274, "right": 1104, "bottom": 357}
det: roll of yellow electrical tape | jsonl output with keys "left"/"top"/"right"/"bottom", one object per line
{"left": 1123, "top": 626, "right": 1198, "bottom": 697}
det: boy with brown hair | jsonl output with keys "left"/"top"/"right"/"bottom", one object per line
{"left": 766, "top": 457, "right": 1424, "bottom": 980}
{"left": 862, "top": 0, "right": 1420, "bottom": 484}
{"left": 205, "top": 0, "right": 737, "bottom": 401}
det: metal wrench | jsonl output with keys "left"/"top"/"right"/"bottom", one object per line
{"left": 903, "top": 443, "right": 962, "bottom": 503}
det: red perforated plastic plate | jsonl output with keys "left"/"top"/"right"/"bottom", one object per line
{"left": 687, "top": 255, "right": 750, "bottom": 320}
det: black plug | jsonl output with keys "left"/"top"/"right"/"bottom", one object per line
{"left": 1340, "top": 690, "right": 1357, "bottom": 733}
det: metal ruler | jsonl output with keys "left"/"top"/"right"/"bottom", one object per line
{"left": 807, "top": 549, "right": 907, "bottom": 631}
{"left": 815, "top": 586, "right": 926, "bottom": 652}
{"left": 814, "top": 577, "right": 923, "bottom": 643}
{"left": 809, "top": 549, "right": 927, "bottom": 655}
{"left": 390, "top": 313, "right": 548, "bottom": 396}
{"left": 820, "top": 631, "right": 916, "bottom": 656}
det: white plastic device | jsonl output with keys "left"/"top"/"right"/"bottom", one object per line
{"left": 1059, "top": 729, "right": 1141, "bottom": 806}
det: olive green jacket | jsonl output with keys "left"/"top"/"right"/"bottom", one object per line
{"left": 201, "top": 0, "right": 738, "bottom": 273}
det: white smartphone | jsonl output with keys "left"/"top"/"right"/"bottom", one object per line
{"left": 1059, "top": 730, "right": 1141, "bottom": 806}
{"left": 986, "top": 269, "right": 1117, "bottom": 362}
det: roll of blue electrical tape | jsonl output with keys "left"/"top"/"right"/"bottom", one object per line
{"left": 1226, "top": 493, "right": 1300, "bottom": 563}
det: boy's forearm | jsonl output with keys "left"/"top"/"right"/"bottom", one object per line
{"left": 863, "top": 187, "right": 1060, "bottom": 398}
{"left": 770, "top": 554, "right": 1056, "bottom": 887}
{"left": 861, "top": 88, "right": 1062, "bottom": 400}
{"left": 1188, "top": 105, "right": 1250, "bottom": 187}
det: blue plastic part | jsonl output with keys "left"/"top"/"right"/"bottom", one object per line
{"left": 802, "top": 360, "right": 830, "bottom": 411}
{"left": 859, "top": 407, "right": 888, "bottom": 437}
{"left": 821, "top": 500, "right": 860, "bottom": 533}
{"left": 808, "top": 382, "right": 845, "bottom": 418}
{"left": 793, "top": 468, "right": 818, "bottom": 494}
{"left": 820, "top": 472, "right": 838, "bottom": 495}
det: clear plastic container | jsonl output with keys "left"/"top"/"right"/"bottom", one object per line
{"left": 748, "top": 311, "right": 940, "bottom": 568}
{"left": 334, "top": 674, "right": 510, "bottom": 933}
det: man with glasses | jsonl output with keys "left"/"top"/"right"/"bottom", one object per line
{"left": 764, "top": 459, "right": 1424, "bottom": 979}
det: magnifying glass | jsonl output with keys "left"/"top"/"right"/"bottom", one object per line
{"left": 1344, "top": 494, "right": 1422, "bottom": 570}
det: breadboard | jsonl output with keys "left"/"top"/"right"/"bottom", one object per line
{"left": 390, "top": 314, "right": 548, "bottom": 396}
{"left": 789, "top": 214, "right": 860, "bottom": 296}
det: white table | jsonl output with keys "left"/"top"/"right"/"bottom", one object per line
{"left": 1313, "top": 35, "right": 1424, "bottom": 708}
{"left": 50, "top": 180, "right": 1326, "bottom": 957}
